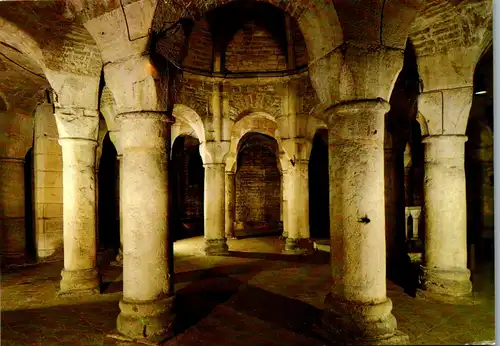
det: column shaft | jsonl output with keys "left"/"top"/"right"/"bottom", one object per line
{"left": 59, "top": 138, "right": 100, "bottom": 295}
{"left": 281, "top": 170, "right": 289, "bottom": 238}
{"left": 419, "top": 135, "right": 472, "bottom": 301}
{"left": 323, "top": 100, "right": 407, "bottom": 344}
{"left": 203, "top": 163, "right": 228, "bottom": 255}
{"left": 225, "top": 171, "right": 236, "bottom": 239}
{"left": 117, "top": 112, "right": 174, "bottom": 342}
{"left": 283, "top": 161, "right": 314, "bottom": 254}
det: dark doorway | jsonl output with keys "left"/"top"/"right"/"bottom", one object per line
{"left": 98, "top": 134, "right": 119, "bottom": 251}
{"left": 171, "top": 135, "right": 204, "bottom": 241}
{"left": 24, "top": 147, "right": 36, "bottom": 262}
{"left": 308, "top": 129, "right": 329, "bottom": 239}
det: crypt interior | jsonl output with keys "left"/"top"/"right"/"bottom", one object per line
{"left": 0, "top": 0, "right": 495, "bottom": 345}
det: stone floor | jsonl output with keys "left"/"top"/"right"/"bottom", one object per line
{"left": 1, "top": 236, "right": 496, "bottom": 345}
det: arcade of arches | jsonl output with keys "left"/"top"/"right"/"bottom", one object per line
{"left": 0, "top": 0, "right": 494, "bottom": 345}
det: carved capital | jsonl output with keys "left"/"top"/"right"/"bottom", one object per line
{"left": 54, "top": 107, "right": 99, "bottom": 141}
{"left": 418, "top": 87, "right": 473, "bottom": 136}
{"left": 200, "top": 140, "right": 231, "bottom": 165}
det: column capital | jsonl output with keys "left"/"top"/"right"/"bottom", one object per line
{"left": 54, "top": 107, "right": 99, "bottom": 141}
{"left": 326, "top": 99, "right": 389, "bottom": 141}
{"left": 118, "top": 111, "right": 173, "bottom": 151}
{"left": 309, "top": 44, "right": 403, "bottom": 106}
{"left": 418, "top": 87, "right": 473, "bottom": 136}
{"left": 422, "top": 135, "right": 468, "bottom": 162}
{"left": 200, "top": 140, "right": 230, "bottom": 165}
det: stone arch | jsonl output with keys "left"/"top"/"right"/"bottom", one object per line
{"left": 173, "top": 104, "right": 206, "bottom": 144}
{"left": 151, "top": 0, "right": 343, "bottom": 64}
{"left": 226, "top": 111, "right": 281, "bottom": 173}
{"left": 0, "top": 17, "right": 47, "bottom": 72}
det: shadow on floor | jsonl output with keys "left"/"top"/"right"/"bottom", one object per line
{"left": 174, "top": 271, "right": 330, "bottom": 344}
{"left": 226, "top": 250, "right": 330, "bottom": 264}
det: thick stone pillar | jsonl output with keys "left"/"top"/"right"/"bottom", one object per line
{"left": 116, "top": 112, "right": 175, "bottom": 342}
{"left": 418, "top": 135, "right": 472, "bottom": 302}
{"left": 203, "top": 163, "right": 228, "bottom": 255}
{"left": 323, "top": 99, "right": 408, "bottom": 344}
{"left": 225, "top": 171, "right": 236, "bottom": 239}
{"left": 0, "top": 157, "right": 26, "bottom": 265}
{"left": 283, "top": 161, "right": 314, "bottom": 254}
{"left": 58, "top": 138, "right": 100, "bottom": 295}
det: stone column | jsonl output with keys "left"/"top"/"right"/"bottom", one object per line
{"left": 418, "top": 135, "right": 472, "bottom": 302}
{"left": 323, "top": 99, "right": 407, "bottom": 344}
{"left": 203, "top": 163, "right": 228, "bottom": 255}
{"left": 225, "top": 171, "right": 236, "bottom": 239}
{"left": 280, "top": 169, "right": 289, "bottom": 239}
{"left": 283, "top": 161, "right": 314, "bottom": 254}
{"left": 58, "top": 138, "right": 100, "bottom": 295}
{"left": 116, "top": 112, "right": 175, "bottom": 342}
{"left": 0, "top": 157, "right": 26, "bottom": 265}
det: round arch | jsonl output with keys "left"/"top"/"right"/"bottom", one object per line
{"left": 226, "top": 111, "right": 282, "bottom": 173}
{"left": 0, "top": 17, "right": 47, "bottom": 73}
{"left": 173, "top": 104, "right": 206, "bottom": 144}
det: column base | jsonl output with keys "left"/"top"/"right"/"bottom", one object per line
{"left": 279, "top": 231, "right": 288, "bottom": 240}
{"left": 117, "top": 296, "right": 175, "bottom": 344}
{"left": 203, "top": 239, "right": 229, "bottom": 256}
{"left": 322, "top": 294, "right": 408, "bottom": 345}
{"left": 418, "top": 266, "right": 474, "bottom": 303}
{"left": 282, "top": 238, "right": 315, "bottom": 255}
{"left": 58, "top": 268, "right": 101, "bottom": 297}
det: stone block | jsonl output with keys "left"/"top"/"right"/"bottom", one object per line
{"left": 34, "top": 154, "right": 62, "bottom": 172}
{"left": 43, "top": 203, "right": 63, "bottom": 218}
{"left": 35, "top": 187, "right": 63, "bottom": 204}
{"left": 35, "top": 138, "right": 62, "bottom": 156}
{"left": 36, "top": 171, "right": 63, "bottom": 188}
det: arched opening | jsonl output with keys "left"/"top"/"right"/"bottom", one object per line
{"left": 24, "top": 147, "right": 36, "bottom": 262}
{"left": 465, "top": 45, "right": 493, "bottom": 292}
{"left": 235, "top": 132, "right": 281, "bottom": 237}
{"left": 308, "top": 129, "right": 329, "bottom": 239}
{"left": 385, "top": 39, "right": 422, "bottom": 291}
{"left": 171, "top": 135, "right": 204, "bottom": 241}
{"left": 97, "top": 133, "right": 119, "bottom": 251}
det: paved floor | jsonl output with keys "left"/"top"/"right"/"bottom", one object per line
{"left": 1, "top": 236, "right": 495, "bottom": 345}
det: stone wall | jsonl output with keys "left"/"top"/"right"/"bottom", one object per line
{"left": 225, "top": 21, "right": 287, "bottom": 72}
{"left": 235, "top": 134, "right": 281, "bottom": 230}
{"left": 184, "top": 18, "right": 213, "bottom": 71}
{"left": 0, "top": 108, "right": 34, "bottom": 264}
{"left": 33, "top": 102, "right": 63, "bottom": 261}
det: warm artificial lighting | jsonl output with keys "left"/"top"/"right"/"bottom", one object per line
{"left": 475, "top": 90, "right": 487, "bottom": 95}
